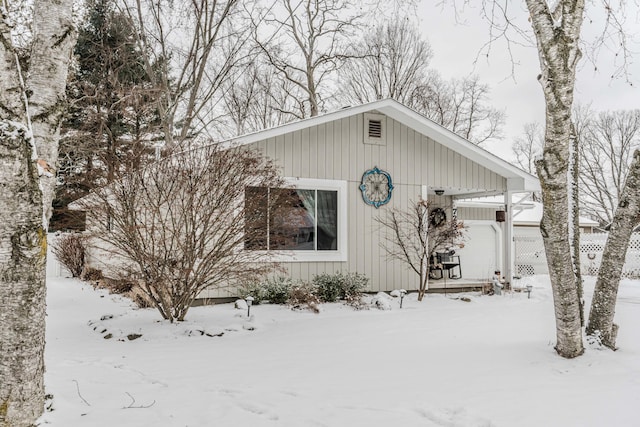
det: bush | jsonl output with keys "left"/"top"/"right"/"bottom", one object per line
{"left": 261, "top": 276, "right": 295, "bottom": 304}
{"left": 239, "top": 276, "right": 294, "bottom": 304}
{"left": 51, "top": 233, "right": 86, "bottom": 277}
{"left": 341, "top": 272, "right": 369, "bottom": 300}
{"left": 238, "top": 281, "right": 265, "bottom": 304}
{"left": 103, "top": 278, "right": 134, "bottom": 294}
{"left": 312, "top": 272, "right": 369, "bottom": 303}
{"left": 313, "top": 273, "right": 343, "bottom": 302}
{"left": 288, "top": 283, "right": 320, "bottom": 313}
{"left": 81, "top": 267, "right": 103, "bottom": 282}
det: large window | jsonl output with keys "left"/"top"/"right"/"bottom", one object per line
{"left": 245, "top": 179, "right": 346, "bottom": 261}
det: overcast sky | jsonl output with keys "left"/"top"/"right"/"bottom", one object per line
{"left": 416, "top": 2, "right": 640, "bottom": 162}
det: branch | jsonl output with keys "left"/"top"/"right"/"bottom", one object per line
{"left": 123, "top": 391, "right": 156, "bottom": 409}
{"left": 73, "top": 379, "right": 91, "bottom": 406}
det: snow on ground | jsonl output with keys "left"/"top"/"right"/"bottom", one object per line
{"left": 40, "top": 274, "right": 640, "bottom": 427}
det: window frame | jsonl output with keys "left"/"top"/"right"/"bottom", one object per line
{"left": 246, "top": 177, "right": 348, "bottom": 262}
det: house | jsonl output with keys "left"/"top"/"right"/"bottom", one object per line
{"left": 74, "top": 99, "right": 540, "bottom": 296}
{"left": 196, "top": 99, "right": 540, "bottom": 297}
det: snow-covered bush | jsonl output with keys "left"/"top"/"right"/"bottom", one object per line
{"left": 238, "top": 281, "right": 265, "bottom": 304}
{"left": 371, "top": 292, "right": 393, "bottom": 310}
{"left": 239, "top": 276, "right": 294, "bottom": 304}
{"left": 313, "top": 273, "right": 343, "bottom": 302}
{"left": 260, "top": 276, "right": 295, "bottom": 304}
{"left": 312, "top": 272, "right": 369, "bottom": 303}
{"left": 288, "top": 283, "right": 320, "bottom": 313}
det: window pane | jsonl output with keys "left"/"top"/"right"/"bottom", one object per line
{"left": 270, "top": 189, "right": 315, "bottom": 250}
{"left": 317, "top": 190, "right": 337, "bottom": 250}
{"left": 244, "top": 186, "right": 268, "bottom": 250}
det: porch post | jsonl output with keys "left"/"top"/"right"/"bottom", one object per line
{"left": 504, "top": 192, "right": 514, "bottom": 286}
{"left": 422, "top": 185, "right": 429, "bottom": 291}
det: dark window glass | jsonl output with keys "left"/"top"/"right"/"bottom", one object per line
{"left": 245, "top": 186, "right": 338, "bottom": 252}
{"left": 317, "top": 190, "right": 337, "bottom": 250}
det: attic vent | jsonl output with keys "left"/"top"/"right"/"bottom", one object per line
{"left": 368, "top": 120, "right": 382, "bottom": 138}
{"left": 364, "top": 113, "right": 386, "bottom": 145}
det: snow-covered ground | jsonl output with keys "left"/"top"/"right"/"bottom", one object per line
{"left": 40, "top": 274, "right": 640, "bottom": 427}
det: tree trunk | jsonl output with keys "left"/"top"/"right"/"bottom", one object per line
{"left": 0, "top": 123, "right": 47, "bottom": 426}
{"left": 28, "top": 0, "right": 78, "bottom": 226}
{"left": 527, "top": 0, "right": 585, "bottom": 358}
{"left": 571, "top": 122, "right": 585, "bottom": 326}
{"left": 586, "top": 150, "right": 640, "bottom": 349}
{"left": 0, "top": 1, "right": 76, "bottom": 424}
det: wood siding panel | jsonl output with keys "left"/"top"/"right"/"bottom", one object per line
{"left": 240, "top": 114, "right": 508, "bottom": 294}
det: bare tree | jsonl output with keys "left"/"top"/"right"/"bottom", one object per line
{"left": 377, "top": 200, "right": 466, "bottom": 301}
{"left": 413, "top": 74, "right": 504, "bottom": 146}
{"left": 123, "top": 0, "right": 249, "bottom": 147}
{"left": 448, "top": 0, "right": 638, "bottom": 357}
{"left": 252, "top": 0, "right": 363, "bottom": 118}
{"left": 338, "top": 18, "right": 434, "bottom": 106}
{"left": 221, "top": 61, "right": 302, "bottom": 134}
{"left": 0, "top": 0, "right": 76, "bottom": 424}
{"left": 586, "top": 150, "right": 640, "bottom": 348}
{"left": 80, "top": 145, "right": 285, "bottom": 322}
{"left": 338, "top": 20, "right": 503, "bottom": 145}
{"left": 512, "top": 122, "right": 544, "bottom": 174}
{"left": 578, "top": 109, "right": 640, "bottom": 225}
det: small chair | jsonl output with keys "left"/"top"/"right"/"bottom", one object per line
{"left": 435, "top": 252, "right": 461, "bottom": 279}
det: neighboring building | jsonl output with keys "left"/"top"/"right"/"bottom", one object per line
{"left": 457, "top": 195, "right": 599, "bottom": 236}
{"left": 457, "top": 195, "right": 600, "bottom": 278}
{"left": 80, "top": 99, "right": 541, "bottom": 297}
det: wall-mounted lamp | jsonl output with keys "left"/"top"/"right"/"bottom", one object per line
{"left": 435, "top": 189, "right": 445, "bottom": 196}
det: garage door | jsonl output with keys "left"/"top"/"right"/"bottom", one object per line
{"left": 455, "top": 222, "right": 501, "bottom": 281}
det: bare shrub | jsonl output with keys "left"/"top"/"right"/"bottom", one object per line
{"left": 51, "top": 233, "right": 86, "bottom": 277}
{"left": 377, "top": 198, "right": 466, "bottom": 301}
{"left": 80, "top": 144, "right": 285, "bottom": 322}
{"left": 288, "top": 283, "right": 320, "bottom": 313}
{"left": 80, "top": 267, "right": 103, "bottom": 282}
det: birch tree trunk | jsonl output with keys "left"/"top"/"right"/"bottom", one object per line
{"left": 0, "top": 0, "right": 76, "bottom": 425}
{"left": 28, "top": 0, "right": 78, "bottom": 226}
{"left": 527, "top": 0, "right": 585, "bottom": 358}
{"left": 586, "top": 150, "right": 640, "bottom": 349}
{"left": 571, "top": 123, "right": 584, "bottom": 326}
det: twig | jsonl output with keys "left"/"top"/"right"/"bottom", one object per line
{"left": 72, "top": 380, "right": 91, "bottom": 406}
{"left": 123, "top": 392, "right": 156, "bottom": 409}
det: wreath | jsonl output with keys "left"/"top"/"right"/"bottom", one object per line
{"left": 429, "top": 207, "right": 447, "bottom": 227}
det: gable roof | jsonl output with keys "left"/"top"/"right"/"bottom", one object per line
{"left": 228, "top": 98, "right": 540, "bottom": 193}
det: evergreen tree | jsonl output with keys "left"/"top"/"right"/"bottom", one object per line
{"left": 53, "top": 0, "right": 161, "bottom": 229}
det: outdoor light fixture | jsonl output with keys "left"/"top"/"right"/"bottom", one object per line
{"left": 435, "top": 189, "right": 445, "bottom": 196}
{"left": 526, "top": 285, "right": 533, "bottom": 299}
{"left": 246, "top": 296, "right": 254, "bottom": 317}
{"left": 400, "top": 289, "right": 407, "bottom": 308}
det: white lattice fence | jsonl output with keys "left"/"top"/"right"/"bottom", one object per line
{"left": 515, "top": 232, "right": 640, "bottom": 278}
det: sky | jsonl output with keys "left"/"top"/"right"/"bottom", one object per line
{"left": 416, "top": 2, "right": 640, "bottom": 162}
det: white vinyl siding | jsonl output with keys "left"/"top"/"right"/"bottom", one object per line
{"left": 243, "top": 113, "right": 507, "bottom": 294}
